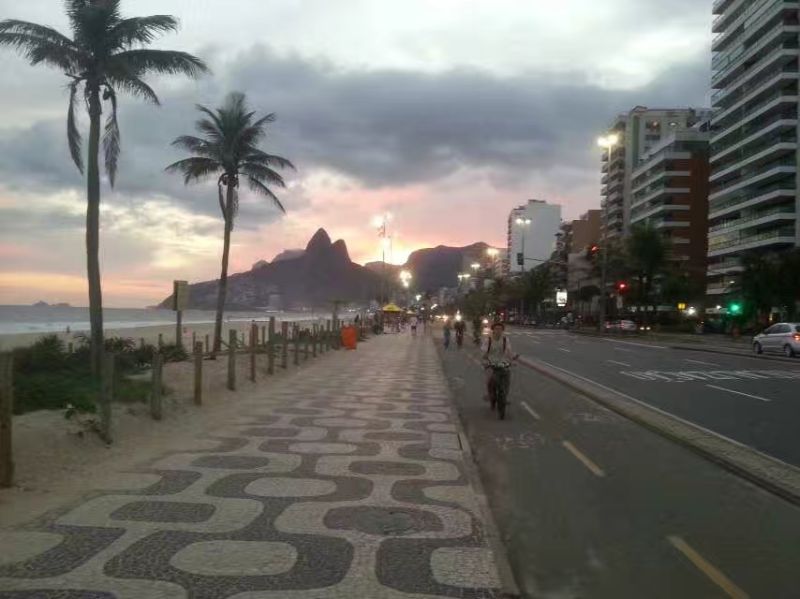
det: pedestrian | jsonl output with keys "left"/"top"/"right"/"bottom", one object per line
{"left": 443, "top": 318, "right": 452, "bottom": 349}
{"left": 410, "top": 314, "right": 418, "bottom": 337}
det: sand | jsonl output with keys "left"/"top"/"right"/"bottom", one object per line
{"left": 0, "top": 345, "right": 313, "bottom": 528}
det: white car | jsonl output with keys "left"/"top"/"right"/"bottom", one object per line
{"left": 753, "top": 323, "right": 800, "bottom": 357}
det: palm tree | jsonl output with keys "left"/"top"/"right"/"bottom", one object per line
{"left": 166, "top": 92, "right": 294, "bottom": 354}
{"left": 0, "top": 1, "right": 208, "bottom": 376}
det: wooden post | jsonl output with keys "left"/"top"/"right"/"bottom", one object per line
{"left": 176, "top": 309, "right": 183, "bottom": 350}
{"left": 249, "top": 323, "right": 257, "bottom": 383}
{"left": 261, "top": 325, "right": 266, "bottom": 347}
{"left": 192, "top": 331, "right": 196, "bottom": 350}
{"left": 158, "top": 333, "right": 164, "bottom": 350}
{"left": 281, "top": 321, "right": 289, "bottom": 369}
{"left": 227, "top": 329, "right": 237, "bottom": 391}
{"left": 204, "top": 334, "right": 210, "bottom": 354}
{"left": 312, "top": 325, "right": 318, "bottom": 357}
{"left": 140, "top": 338, "right": 145, "bottom": 350}
{"left": 304, "top": 328, "right": 310, "bottom": 361}
{"left": 0, "top": 353, "right": 13, "bottom": 488}
{"left": 150, "top": 352, "right": 163, "bottom": 421}
{"left": 68, "top": 342, "right": 74, "bottom": 354}
{"left": 267, "top": 317, "right": 276, "bottom": 375}
{"left": 326, "top": 320, "right": 332, "bottom": 351}
{"left": 193, "top": 342, "right": 203, "bottom": 406}
{"left": 100, "top": 352, "right": 114, "bottom": 442}
{"left": 293, "top": 324, "right": 300, "bottom": 366}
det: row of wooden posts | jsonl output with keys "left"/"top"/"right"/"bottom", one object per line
{"left": 0, "top": 316, "right": 372, "bottom": 489}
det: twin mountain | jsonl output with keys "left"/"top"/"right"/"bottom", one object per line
{"left": 160, "top": 229, "right": 489, "bottom": 310}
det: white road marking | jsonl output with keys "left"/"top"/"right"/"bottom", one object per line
{"left": 606, "top": 360, "right": 631, "bottom": 367}
{"left": 706, "top": 384, "right": 772, "bottom": 403}
{"left": 558, "top": 348, "right": 571, "bottom": 353}
{"left": 562, "top": 441, "right": 606, "bottom": 477}
{"left": 605, "top": 338, "right": 667, "bottom": 349}
{"left": 521, "top": 401, "right": 541, "bottom": 421}
{"left": 613, "top": 347, "right": 633, "bottom": 352}
{"left": 686, "top": 359, "right": 720, "bottom": 367}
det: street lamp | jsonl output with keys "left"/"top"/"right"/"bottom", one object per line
{"left": 471, "top": 262, "right": 481, "bottom": 272}
{"left": 515, "top": 217, "right": 532, "bottom": 275}
{"left": 374, "top": 213, "right": 393, "bottom": 303}
{"left": 596, "top": 133, "right": 619, "bottom": 330}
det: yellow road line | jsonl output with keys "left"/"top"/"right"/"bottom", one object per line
{"left": 521, "top": 401, "right": 541, "bottom": 421}
{"left": 667, "top": 535, "right": 749, "bottom": 599}
{"left": 562, "top": 440, "right": 605, "bottom": 477}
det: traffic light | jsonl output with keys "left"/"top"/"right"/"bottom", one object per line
{"left": 616, "top": 281, "right": 628, "bottom": 293}
{"left": 729, "top": 302, "right": 742, "bottom": 315}
{"left": 586, "top": 245, "right": 600, "bottom": 260}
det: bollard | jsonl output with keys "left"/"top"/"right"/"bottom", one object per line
{"left": 192, "top": 331, "right": 197, "bottom": 350}
{"left": 281, "top": 321, "right": 289, "bottom": 369}
{"left": 227, "top": 329, "right": 237, "bottom": 391}
{"left": 150, "top": 352, "right": 163, "bottom": 421}
{"left": 158, "top": 333, "right": 163, "bottom": 350}
{"left": 293, "top": 324, "right": 300, "bottom": 366}
{"left": 0, "top": 353, "right": 13, "bottom": 488}
{"left": 250, "top": 323, "right": 257, "bottom": 383}
{"left": 267, "top": 317, "right": 276, "bottom": 375}
{"left": 304, "top": 328, "right": 310, "bottom": 361}
{"left": 140, "top": 338, "right": 145, "bottom": 350}
{"left": 261, "top": 325, "right": 266, "bottom": 347}
{"left": 100, "top": 352, "right": 114, "bottom": 443}
{"left": 193, "top": 341, "right": 203, "bottom": 406}
{"left": 204, "top": 334, "right": 210, "bottom": 354}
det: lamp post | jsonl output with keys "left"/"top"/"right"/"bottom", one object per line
{"left": 373, "top": 213, "right": 392, "bottom": 305}
{"left": 515, "top": 217, "right": 532, "bottom": 275}
{"left": 597, "top": 133, "right": 619, "bottom": 330}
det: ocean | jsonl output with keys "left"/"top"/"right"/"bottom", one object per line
{"left": 0, "top": 305, "right": 332, "bottom": 335}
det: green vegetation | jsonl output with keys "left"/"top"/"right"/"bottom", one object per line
{"left": 11, "top": 335, "right": 184, "bottom": 416}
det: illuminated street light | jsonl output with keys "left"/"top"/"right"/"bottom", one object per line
{"left": 486, "top": 248, "right": 499, "bottom": 259}
{"left": 597, "top": 131, "right": 620, "bottom": 331}
{"left": 415, "top": 294, "right": 422, "bottom": 302}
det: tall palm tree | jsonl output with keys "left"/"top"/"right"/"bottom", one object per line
{"left": 166, "top": 92, "right": 294, "bottom": 354}
{"left": 626, "top": 225, "right": 667, "bottom": 308}
{"left": 0, "top": 1, "right": 208, "bottom": 376}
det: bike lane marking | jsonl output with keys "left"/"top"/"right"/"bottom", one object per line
{"left": 562, "top": 440, "right": 606, "bottom": 478}
{"left": 606, "top": 360, "right": 631, "bottom": 367}
{"left": 667, "top": 536, "right": 749, "bottom": 599}
{"left": 706, "top": 384, "right": 772, "bottom": 403}
{"left": 520, "top": 401, "right": 541, "bottom": 421}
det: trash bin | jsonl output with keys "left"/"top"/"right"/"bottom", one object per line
{"left": 341, "top": 325, "right": 358, "bottom": 350}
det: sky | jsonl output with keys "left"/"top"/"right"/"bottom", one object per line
{"left": 0, "top": 0, "right": 713, "bottom": 307}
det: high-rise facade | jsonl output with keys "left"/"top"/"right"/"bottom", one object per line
{"left": 601, "top": 107, "right": 709, "bottom": 242}
{"left": 630, "top": 128, "right": 711, "bottom": 288}
{"left": 506, "top": 200, "right": 562, "bottom": 275}
{"left": 707, "top": 0, "right": 800, "bottom": 296}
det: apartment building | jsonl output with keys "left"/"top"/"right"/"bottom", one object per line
{"left": 707, "top": 0, "right": 800, "bottom": 296}
{"left": 506, "top": 200, "right": 562, "bottom": 275}
{"left": 630, "top": 128, "right": 711, "bottom": 288}
{"left": 601, "top": 107, "right": 709, "bottom": 241}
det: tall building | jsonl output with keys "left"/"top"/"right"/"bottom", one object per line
{"left": 706, "top": 0, "right": 800, "bottom": 297}
{"left": 506, "top": 200, "right": 562, "bottom": 275}
{"left": 630, "top": 127, "right": 711, "bottom": 288}
{"left": 601, "top": 107, "right": 710, "bottom": 241}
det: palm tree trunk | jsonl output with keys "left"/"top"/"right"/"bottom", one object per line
{"left": 212, "top": 183, "right": 234, "bottom": 354}
{"left": 86, "top": 86, "right": 104, "bottom": 378}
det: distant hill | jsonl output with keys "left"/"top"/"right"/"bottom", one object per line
{"left": 366, "top": 242, "right": 490, "bottom": 292}
{"left": 160, "top": 229, "right": 382, "bottom": 310}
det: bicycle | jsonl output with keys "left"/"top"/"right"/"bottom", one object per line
{"left": 486, "top": 356, "right": 519, "bottom": 420}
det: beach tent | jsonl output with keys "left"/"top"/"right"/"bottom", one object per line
{"left": 382, "top": 303, "right": 403, "bottom": 313}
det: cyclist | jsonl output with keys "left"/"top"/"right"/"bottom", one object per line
{"left": 481, "top": 321, "right": 517, "bottom": 410}
{"left": 443, "top": 317, "right": 453, "bottom": 349}
{"left": 453, "top": 316, "right": 466, "bottom": 347}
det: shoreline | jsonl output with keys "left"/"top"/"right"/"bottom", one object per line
{"left": 0, "top": 315, "right": 334, "bottom": 351}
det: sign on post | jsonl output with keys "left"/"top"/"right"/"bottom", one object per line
{"left": 556, "top": 290, "right": 568, "bottom": 307}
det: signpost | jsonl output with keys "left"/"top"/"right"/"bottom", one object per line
{"left": 556, "top": 290, "right": 568, "bottom": 308}
{"left": 173, "top": 280, "right": 189, "bottom": 350}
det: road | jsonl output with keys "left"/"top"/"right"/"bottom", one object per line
{"left": 438, "top": 333, "right": 800, "bottom": 599}
{"left": 508, "top": 328, "right": 800, "bottom": 467}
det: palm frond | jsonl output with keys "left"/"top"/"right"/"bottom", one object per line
{"left": 0, "top": 25, "right": 83, "bottom": 71}
{"left": 244, "top": 149, "right": 296, "bottom": 171}
{"left": 108, "top": 15, "right": 179, "bottom": 49}
{"left": 0, "top": 19, "right": 76, "bottom": 45}
{"left": 111, "top": 49, "right": 208, "bottom": 78}
{"left": 67, "top": 79, "right": 84, "bottom": 173}
{"left": 105, "top": 71, "right": 160, "bottom": 103}
{"left": 67, "top": 0, "right": 122, "bottom": 49}
{"left": 102, "top": 87, "right": 120, "bottom": 186}
{"left": 171, "top": 135, "right": 218, "bottom": 158}
{"left": 246, "top": 176, "right": 286, "bottom": 214}
{"left": 240, "top": 162, "right": 288, "bottom": 188}
{"left": 164, "top": 157, "right": 221, "bottom": 184}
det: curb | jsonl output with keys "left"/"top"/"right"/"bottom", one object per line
{"left": 432, "top": 336, "right": 521, "bottom": 599}
{"left": 517, "top": 355, "right": 800, "bottom": 507}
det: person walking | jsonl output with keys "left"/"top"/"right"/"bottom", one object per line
{"left": 443, "top": 318, "right": 453, "bottom": 349}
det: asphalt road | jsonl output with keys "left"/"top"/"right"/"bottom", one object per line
{"left": 506, "top": 328, "right": 800, "bottom": 467}
{"left": 438, "top": 335, "right": 800, "bottom": 599}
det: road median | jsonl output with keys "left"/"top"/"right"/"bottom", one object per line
{"left": 517, "top": 354, "right": 800, "bottom": 506}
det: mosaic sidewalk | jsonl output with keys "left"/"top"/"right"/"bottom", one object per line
{"left": 0, "top": 334, "right": 501, "bottom": 598}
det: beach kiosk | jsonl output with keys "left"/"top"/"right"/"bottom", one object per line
{"left": 381, "top": 303, "right": 403, "bottom": 333}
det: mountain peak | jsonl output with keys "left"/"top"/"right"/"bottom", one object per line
{"left": 306, "top": 228, "right": 332, "bottom": 252}
{"left": 331, "top": 239, "right": 350, "bottom": 262}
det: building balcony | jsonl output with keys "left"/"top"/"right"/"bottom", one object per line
{"left": 710, "top": 141, "right": 797, "bottom": 184}
{"left": 708, "top": 258, "right": 744, "bottom": 275}
{"left": 712, "top": 26, "right": 797, "bottom": 88}
{"left": 631, "top": 204, "right": 690, "bottom": 224}
{"left": 652, "top": 220, "right": 691, "bottom": 230}
{"left": 707, "top": 227, "right": 796, "bottom": 257}
{"left": 708, "top": 161, "right": 795, "bottom": 203}
{"left": 631, "top": 152, "right": 691, "bottom": 180}
{"left": 712, "top": 0, "right": 800, "bottom": 54}
{"left": 709, "top": 207, "right": 797, "bottom": 237}
{"left": 712, "top": 59, "right": 799, "bottom": 109}
{"left": 632, "top": 170, "right": 690, "bottom": 195}
{"left": 713, "top": 0, "right": 737, "bottom": 16}
{"left": 709, "top": 185, "right": 795, "bottom": 220}
{"left": 632, "top": 186, "right": 690, "bottom": 209}
{"left": 711, "top": 117, "right": 797, "bottom": 164}
{"left": 712, "top": 94, "right": 798, "bottom": 147}
{"left": 712, "top": 0, "right": 751, "bottom": 31}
